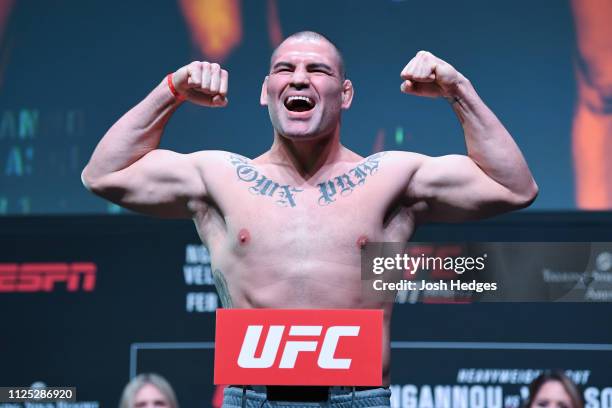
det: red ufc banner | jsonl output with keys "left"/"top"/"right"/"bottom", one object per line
{"left": 214, "top": 309, "right": 382, "bottom": 386}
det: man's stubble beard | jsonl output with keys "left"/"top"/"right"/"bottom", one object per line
{"left": 268, "top": 108, "right": 341, "bottom": 142}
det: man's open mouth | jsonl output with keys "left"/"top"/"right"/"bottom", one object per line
{"left": 284, "top": 95, "right": 315, "bottom": 112}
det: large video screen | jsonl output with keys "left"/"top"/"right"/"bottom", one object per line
{"left": 1, "top": 0, "right": 610, "bottom": 214}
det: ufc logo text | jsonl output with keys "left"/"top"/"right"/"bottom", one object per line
{"left": 237, "top": 325, "right": 359, "bottom": 369}
{"left": 214, "top": 309, "right": 382, "bottom": 386}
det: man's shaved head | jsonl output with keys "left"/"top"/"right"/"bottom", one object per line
{"left": 263, "top": 30, "right": 354, "bottom": 140}
{"left": 270, "top": 31, "right": 345, "bottom": 79}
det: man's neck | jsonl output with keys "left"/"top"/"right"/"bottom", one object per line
{"left": 267, "top": 128, "right": 345, "bottom": 179}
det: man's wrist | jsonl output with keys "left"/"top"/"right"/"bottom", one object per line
{"left": 166, "top": 73, "right": 187, "bottom": 102}
{"left": 444, "top": 74, "right": 472, "bottom": 104}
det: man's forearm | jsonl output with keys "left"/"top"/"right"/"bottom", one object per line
{"left": 82, "top": 78, "right": 182, "bottom": 185}
{"left": 449, "top": 77, "right": 537, "bottom": 197}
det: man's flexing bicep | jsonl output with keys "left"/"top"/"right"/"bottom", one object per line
{"left": 82, "top": 61, "right": 231, "bottom": 218}
{"left": 398, "top": 51, "right": 538, "bottom": 222}
{"left": 407, "top": 154, "right": 534, "bottom": 222}
{"left": 84, "top": 149, "right": 211, "bottom": 218}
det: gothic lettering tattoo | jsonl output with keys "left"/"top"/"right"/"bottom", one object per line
{"left": 213, "top": 268, "right": 233, "bottom": 309}
{"left": 317, "top": 152, "right": 387, "bottom": 206}
{"left": 228, "top": 155, "right": 303, "bottom": 208}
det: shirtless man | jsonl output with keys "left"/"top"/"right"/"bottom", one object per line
{"left": 82, "top": 31, "right": 538, "bottom": 407}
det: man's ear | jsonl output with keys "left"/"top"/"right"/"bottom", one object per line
{"left": 260, "top": 76, "right": 269, "bottom": 106}
{"left": 341, "top": 79, "right": 354, "bottom": 109}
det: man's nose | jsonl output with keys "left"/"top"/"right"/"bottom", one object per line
{"left": 290, "top": 68, "right": 310, "bottom": 88}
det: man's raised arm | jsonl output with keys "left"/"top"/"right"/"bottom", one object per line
{"left": 81, "top": 62, "right": 228, "bottom": 218}
{"left": 397, "top": 51, "right": 538, "bottom": 222}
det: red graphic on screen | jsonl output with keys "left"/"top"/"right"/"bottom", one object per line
{"left": 404, "top": 245, "right": 473, "bottom": 304}
{"left": 0, "top": 0, "right": 15, "bottom": 90}
{"left": 572, "top": 0, "right": 612, "bottom": 209}
{"left": 372, "top": 129, "right": 385, "bottom": 153}
{"left": 267, "top": 0, "right": 283, "bottom": 48}
{"left": 0, "top": 262, "right": 97, "bottom": 292}
{"left": 211, "top": 384, "right": 226, "bottom": 408}
{"left": 178, "top": 0, "right": 242, "bottom": 62}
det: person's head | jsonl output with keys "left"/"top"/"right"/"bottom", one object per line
{"left": 118, "top": 373, "right": 178, "bottom": 408}
{"left": 526, "top": 371, "right": 583, "bottom": 408}
{"left": 260, "top": 31, "right": 354, "bottom": 141}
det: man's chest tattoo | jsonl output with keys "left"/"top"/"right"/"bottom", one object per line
{"left": 228, "top": 152, "right": 387, "bottom": 208}
{"left": 229, "top": 154, "right": 303, "bottom": 208}
{"left": 316, "top": 152, "right": 387, "bottom": 206}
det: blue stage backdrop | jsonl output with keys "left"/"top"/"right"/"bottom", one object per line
{"left": 0, "top": 0, "right": 593, "bottom": 214}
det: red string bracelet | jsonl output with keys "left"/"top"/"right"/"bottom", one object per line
{"left": 166, "top": 73, "right": 185, "bottom": 101}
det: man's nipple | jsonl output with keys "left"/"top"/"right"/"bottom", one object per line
{"left": 238, "top": 228, "right": 251, "bottom": 245}
{"left": 356, "top": 234, "right": 369, "bottom": 250}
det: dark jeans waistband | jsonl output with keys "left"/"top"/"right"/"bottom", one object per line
{"left": 228, "top": 385, "right": 382, "bottom": 402}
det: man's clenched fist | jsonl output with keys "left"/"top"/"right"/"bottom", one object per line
{"left": 400, "top": 51, "right": 465, "bottom": 99}
{"left": 172, "top": 61, "right": 229, "bottom": 107}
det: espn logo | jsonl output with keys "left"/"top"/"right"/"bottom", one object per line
{"left": 214, "top": 309, "right": 382, "bottom": 386}
{"left": 0, "top": 262, "right": 97, "bottom": 292}
{"left": 238, "top": 325, "right": 359, "bottom": 369}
